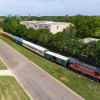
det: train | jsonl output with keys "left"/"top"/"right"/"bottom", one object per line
{"left": 0, "top": 31, "right": 100, "bottom": 82}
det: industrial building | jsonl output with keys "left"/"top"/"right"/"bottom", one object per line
{"left": 20, "top": 21, "right": 71, "bottom": 34}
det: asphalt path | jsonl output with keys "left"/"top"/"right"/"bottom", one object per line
{"left": 0, "top": 40, "right": 85, "bottom": 100}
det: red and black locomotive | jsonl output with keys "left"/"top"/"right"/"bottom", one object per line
{"left": 69, "top": 59, "right": 100, "bottom": 81}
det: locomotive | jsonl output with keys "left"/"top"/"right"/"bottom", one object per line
{"left": 1, "top": 32, "right": 100, "bottom": 81}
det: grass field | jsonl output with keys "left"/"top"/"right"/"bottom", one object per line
{"left": 0, "top": 59, "right": 7, "bottom": 70}
{"left": 0, "top": 76, "right": 30, "bottom": 100}
{"left": 0, "top": 35, "right": 100, "bottom": 100}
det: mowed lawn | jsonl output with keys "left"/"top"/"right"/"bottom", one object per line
{"left": 0, "top": 76, "right": 30, "bottom": 100}
{"left": 0, "top": 54, "right": 30, "bottom": 100}
{"left": 0, "top": 35, "right": 100, "bottom": 100}
{"left": 0, "top": 59, "right": 7, "bottom": 70}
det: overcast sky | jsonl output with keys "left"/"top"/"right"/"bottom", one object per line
{"left": 0, "top": 0, "right": 100, "bottom": 16}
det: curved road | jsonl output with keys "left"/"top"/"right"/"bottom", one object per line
{"left": 0, "top": 40, "right": 85, "bottom": 100}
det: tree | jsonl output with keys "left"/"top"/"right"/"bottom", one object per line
{"left": 2, "top": 17, "right": 20, "bottom": 34}
{"left": 65, "top": 39, "right": 84, "bottom": 55}
{"left": 68, "top": 15, "right": 100, "bottom": 38}
{"left": 16, "top": 24, "right": 27, "bottom": 37}
{"left": 69, "top": 24, "right": 76, "bottom": 38}
{"left": 83, "top": 41, "right": 100, "bottom": 61}
{"left": 34, "top": 29, "right": 53, "bottom": 45}
{"left": 50, "top": 30, "right": 72, "bottom": 52}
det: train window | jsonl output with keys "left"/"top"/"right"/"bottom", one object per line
{"left": 95, "top": 72, "right": 99, "bottom": 76}
{"left": 53, "top": 56, "right": 56, "bottom": 61}
{"left": 40, "top": 51, "right": 43, "bottom": 54}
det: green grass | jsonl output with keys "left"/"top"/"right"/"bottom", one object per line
{"left": 95, "top": 31, "right": 100, "bottom": 36}
{"left": 0, "top": 59, "right": 7, "bottom": 70}
{"left": 0, "top": 76, "right": 30, "bottom": 100}
{"left": 0, "top": 35, "right": 100, "bottom": 100}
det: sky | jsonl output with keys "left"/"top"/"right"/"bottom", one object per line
{"left": 0, "top": 0, "right": 100, "bottom": 16}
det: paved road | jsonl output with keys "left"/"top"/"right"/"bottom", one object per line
{"left": 0, "top": 40, "right": 85, "bottom": 100}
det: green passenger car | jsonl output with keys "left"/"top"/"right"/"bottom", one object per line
{"left": 12, "top": 36, "right": 23, "bottom": 45}
{"left": 44, "top": 51, "right": 69, "bottom": 67}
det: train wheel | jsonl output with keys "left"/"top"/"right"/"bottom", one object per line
{"left": 67, "top": 66, "right": 70, "bottom": 70}
{"left": 81, "top": 72, "right": 85, "bottom": 76}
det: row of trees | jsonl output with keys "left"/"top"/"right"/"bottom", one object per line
{"left": 25, "top": 16, "right": 67, "bottom": 22}
{"left": 68, "top": 15, "right": 100, "bottom": 38}
{"left": 2, "top": 16, "right": 100, "bottom": 66}
{"left": 2, "top": 17, "right": 53, "bottom": 46}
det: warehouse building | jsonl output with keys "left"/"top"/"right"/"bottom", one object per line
{"left": 20, "top": 21, "right": 71, "bottom": 34}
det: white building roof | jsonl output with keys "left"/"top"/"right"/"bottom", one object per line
{"left": 84, "top": 38, "right": 100, "bottom": 43}
{"left": 22, "top": 40, "right": 47, "bottom": 51}
{"left": 45, "top": 51, "right": 69, "bottom": 61}
{"left": 20, "top": 21, "right": 71, "bottom": 25}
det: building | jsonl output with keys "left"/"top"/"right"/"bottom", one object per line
{"left": 20, "top": 21, "right": 71, "bottom": 34}
{"left": 84, "top": 38, "right": 100, "bottom": 43}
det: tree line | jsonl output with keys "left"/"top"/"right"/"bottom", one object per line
{"left": 2, "top": 15, "right": 100, "bottom": 67}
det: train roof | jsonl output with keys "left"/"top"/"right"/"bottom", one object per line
{"left": 22, "top": 40, "right": 47, "bottom": 51}
{"left": 70, "top": 58, "right": 100, "bottom": 72}
{"left": 45, "top": 51, "right": 69, "bottom": 61}
{"left": 2, "top": 32, "right": 13, "bottom": 37}
{"left": 12, "top": 36, "right": 24, "bottom": 41}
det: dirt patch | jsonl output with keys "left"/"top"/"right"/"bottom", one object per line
{"left": 60, "top": 76, "right": 69, "bottom": 83}
{"left": 6, "top": 90, "right": 12, "bottom": 100}
{"left": 87, "top": 84, "right": 98, "bottom": 90}
{"left": 1, "top": 94, "right": 5, "bottom": 100}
